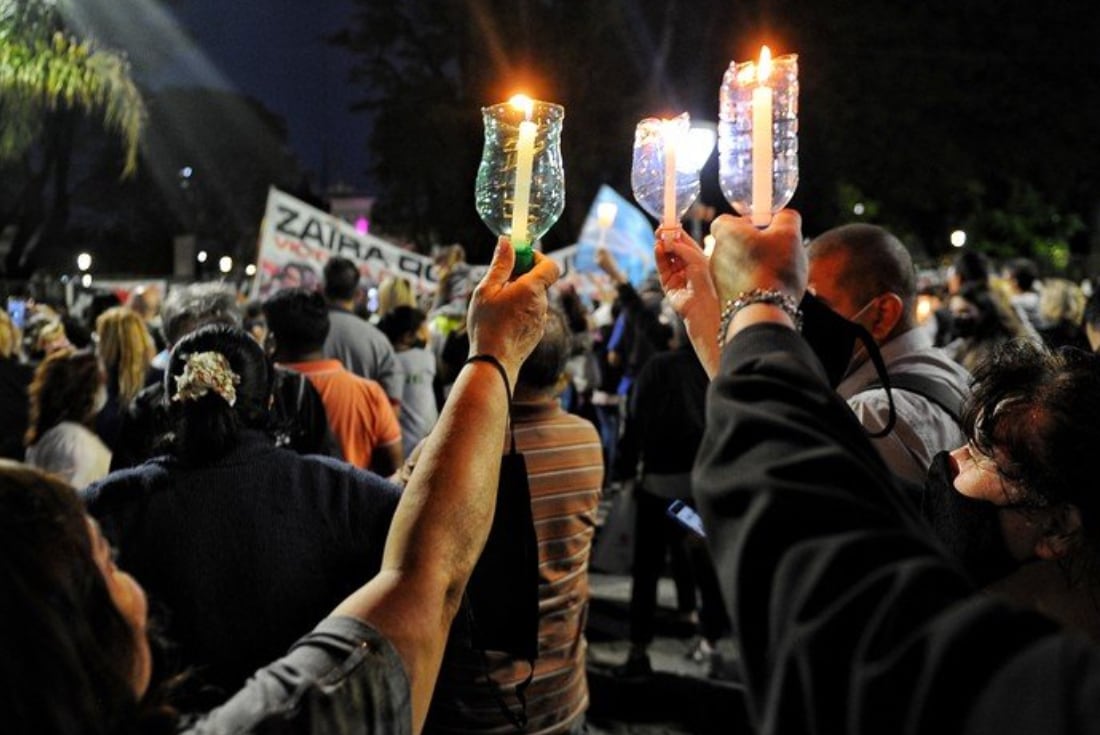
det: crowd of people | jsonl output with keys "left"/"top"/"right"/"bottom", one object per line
{"left": 5, "top": 211, "right": 1100, "bottom": 733}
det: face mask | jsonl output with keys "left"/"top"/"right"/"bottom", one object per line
{"left": 799, "top": 292, "right": 897, "bottom": 438}
{"left": 921, "top": 451, "right": 1019, "bottom": 586}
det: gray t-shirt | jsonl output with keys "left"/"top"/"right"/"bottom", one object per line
{"left": 394, "top": 348, "right": 438, "bottom": 457}
{"left": 183, "top": 616, "right": 411, "bottom": 735}
{"left": 323, "top": 309, "right": 404, "bottom": 401}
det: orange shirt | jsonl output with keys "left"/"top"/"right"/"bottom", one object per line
{"left": 282, "top": 359, "right": 401, "bottom": 469}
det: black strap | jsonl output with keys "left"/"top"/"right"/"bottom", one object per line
{"left": 862, "top": 373, "right": 964, "bottom": 425}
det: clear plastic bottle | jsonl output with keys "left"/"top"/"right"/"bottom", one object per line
{"left": 718, "top": 54, "right": 799, "bottom": 219}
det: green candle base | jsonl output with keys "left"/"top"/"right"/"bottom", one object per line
{"left": 511, "top": 245, "right": 534, "bottom": 277}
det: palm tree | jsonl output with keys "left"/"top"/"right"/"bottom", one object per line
{"left": 0, "top": 0, "right": 146, "bottom": 273}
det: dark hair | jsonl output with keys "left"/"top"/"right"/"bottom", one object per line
{"left": 517, "top": 307, "right": 570, "bottom": 392}
{"left": 557, "top": 286, "right": 591, "bottom": 335}
{"left": 166, "top": 325, "right": 272, "bottom": 466}
{"left": 0, "top": 460, "right": 145, "bottom": 733}
{"left": 262, "top": 288, "right": 331, "bottom": 357}
{"left": 377, "top": 306, "right": 427, "bottom": 346}
{"left": 955, "top": 282, "right": 1026, "bottom": 339}
{"left": 963, "top": 341, "right": 1100, "bottom": 571}
{"left": 161, "top": 284, "right": 241, "bottom": 347}
{"left": 952, "top": 250, "right": 991, "bottom": 289}
{"left": 323, "top": 256, "right": 361, "bottom": 301}
{"left": 808, "top": 224, "right": 917, "bottom": 323}
{"left": 1004, "top": 258, "right": 1039, "bottom": 292}
{"left": 25, "top": 348, "right": 102, "bottom": 446}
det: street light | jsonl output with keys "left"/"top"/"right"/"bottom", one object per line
{"left": 76, "top": 252, "right": 92, "bottom": 272}
{"left": 245, "top": 264, "right": 257, "bottom": 277}
{"left": 218, "top": 256, "right": 233, "bottom": 274}
{"left": 950, "top": 230, "right": 967, "bottom": 248}
{"left": 197, "top": 250, "right": 208, "bottom": 263}
{"left": 81, "top": 273, "right": 92, "bottom": 288}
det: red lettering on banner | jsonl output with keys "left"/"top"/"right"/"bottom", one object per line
{"left": 274, "top": 235, "right": 328, "bottom": 264}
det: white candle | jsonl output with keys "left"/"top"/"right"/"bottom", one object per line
{"left": 751, "top": 46, "right": 773, "bottom": 227}
{"left": 663, "top": 120, "right": 679, "bottom": 229}
{"left": 510, "top": 95, "right": 537, "bottom": 247}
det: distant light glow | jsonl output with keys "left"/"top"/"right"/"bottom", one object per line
{"left": 355, "top": 216, "right": 369, "bottom": 234}
{"left": 245, "top": 264, "right": 257, "bottom": 277}
{"left": 81, "top": 273, "right": 92, "bottom": 288}
{"left": 218, "top": 256, "right": 233, "bottom": 274}
{"left": 853, "top": 202, "right": 865, "bottom": 216}
{"left": 950, "top": 230, "right": 967, "bottom": 248}
{"left": 76, "top": 252, "right": 92, "bottom": 272}
{"left": 597, "top": 202, "right": 618, "bottom": 229}
{"left": 180, "top": 166, "right": 193, "bottom": 178}
{"left": 197, "top": 250, "right": 208, "bottom": 263}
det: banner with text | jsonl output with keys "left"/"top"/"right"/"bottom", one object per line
{"left": 251, "top": 188, "right": 443, "bottom": 300}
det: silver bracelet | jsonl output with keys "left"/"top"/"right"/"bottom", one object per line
{"left": 717, "top": 289, "right": 803, "bottom": 348}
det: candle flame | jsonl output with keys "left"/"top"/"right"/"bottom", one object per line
{"left": 757, "top": 46, "right": 772, "bottom": 83}
{"left": 509, "top": 94, "right": 534, "bottom": 120}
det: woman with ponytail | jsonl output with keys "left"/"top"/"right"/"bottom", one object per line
{"left": 83, "top": 324, "right": 402, "bottom": 703}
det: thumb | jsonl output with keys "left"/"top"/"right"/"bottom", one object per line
{"left": 483, "top": 236, "right": 516, "bottom": 288}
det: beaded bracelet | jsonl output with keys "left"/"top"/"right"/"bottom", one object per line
{"left": 717, "top": 289, "right": 803, "bottom": 348}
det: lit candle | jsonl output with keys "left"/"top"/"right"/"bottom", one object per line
{"left": 663, "top": 119, "right": 679, "bottom": 229}
{"left": 751, "top": 46, "right": 773, "bottom": 227}
{"left": 596, "top": 201, "right": 618, "bottom": 249}
{"left": 510, "top": 95, "right": 537, "bottom": 255}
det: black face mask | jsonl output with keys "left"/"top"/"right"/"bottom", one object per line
{"left": 799, "top": 291, "right": 897, "bottom": 437}
{"left": 921, "top": 451, "right": 1019, "bottom": 587}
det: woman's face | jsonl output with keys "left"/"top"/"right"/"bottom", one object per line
{"left": 86, "top": 517, "right": 152, "bottom": 697}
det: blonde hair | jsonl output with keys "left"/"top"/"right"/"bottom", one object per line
{"left": 95, "top": 306, "right": 154, "bottom": 405}
{"left": 0, "top": 310, "right": 20, "bottom": 359}
{"left": 377, "top": 276, "right": 417, "bottom": 317}
{"left": 1039, "top": 278, "right": 1086, "bottom": 328}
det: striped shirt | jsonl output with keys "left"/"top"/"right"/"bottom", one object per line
{"left": 425, "top": 398, "right": 604, "bottom": 735}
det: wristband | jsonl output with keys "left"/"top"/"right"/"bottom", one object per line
{"left": 717, "top": 289, "right": 803, "bottom": 348}
{"left": 464, "top": 354, "right": 513, "bottom": 401}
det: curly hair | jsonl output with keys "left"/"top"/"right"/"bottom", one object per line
{"left": 96, "top": 307, "right": 154, "bottom": 406}
{"left": 25, "top": 349, "right": 102, "bottom": 447}
{"left": 963, "top": 340, "right": 1100, "bottom": 575}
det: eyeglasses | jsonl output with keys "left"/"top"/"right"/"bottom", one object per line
{"left": 965, "top": 439, "right": 1051, "bottom": 512}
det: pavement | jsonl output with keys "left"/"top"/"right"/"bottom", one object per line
{"left": 582, "top": 572, "right": 750, "bottom": 734}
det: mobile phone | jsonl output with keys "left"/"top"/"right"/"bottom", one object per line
{"left": 667, "top": 500, "right": 707, "bottom": 538}
{"left": 6, "top": 297, "right": 27, "bottom": 329}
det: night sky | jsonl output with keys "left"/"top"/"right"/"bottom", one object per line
{"left": 70, "top": 0, "right": 370, "bottom": 191}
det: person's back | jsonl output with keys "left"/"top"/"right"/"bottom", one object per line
{"left": 378, "top": 307, "right": 439, "bottom": 458}
{"left": 321, "top": 256, "right": 404, "bottom": 402}
{"left": 83, "top": 326, "right": 400, "bottom": 701}
{"left": 265, "top": 288, "right": 403, "bottom": 475}
{"left": 423, "top": 308, "right": 603, "bottom": 734}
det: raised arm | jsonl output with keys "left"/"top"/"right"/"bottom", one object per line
{"left": 691, "top": 212, "right": 1099, "bottom": 734}
{"left": 332, "top": 238, "right": 560, "bottom": 732}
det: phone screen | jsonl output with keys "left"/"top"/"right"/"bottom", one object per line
{"left": 6, "top": 297, "right": 27, "bottom": 329}
{"left": 666, "top": 500, "right": 707, "bottom": 538}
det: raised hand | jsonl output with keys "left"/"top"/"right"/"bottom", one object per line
{"left": 654, "top": 227, "right": 721, "bottom": 377}
{"left": 467, "top": 237, "right": 561, "bottom": 384}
